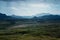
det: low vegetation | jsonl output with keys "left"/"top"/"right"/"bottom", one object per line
{"left": 0, "top": 23, "right": 60, "bottom": 40}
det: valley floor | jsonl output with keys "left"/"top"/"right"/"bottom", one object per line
{"left": 0, "top": 23, "right": 60, "bottom": 40}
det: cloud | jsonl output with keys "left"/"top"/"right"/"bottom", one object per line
{"left": 11, "top": 7, "right": 19, "bottom": 10}
{"left": 0, "top": 0, "right": 60, "bottom": 5}
{"left": 0, "top": 0, "right": 60, "bottom": 16}
{"left": 0, "top": 0, "right": 25, "bottom": 2}
{"left": 45, "top": 0, "right": 60, "bottom": 5}
{"left": 29, "top": 3, "right": 50, "bottom": 8}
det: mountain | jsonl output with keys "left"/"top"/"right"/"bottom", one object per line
{"left": 10, "top": 15, "right": 24, "bottom": 19}
{"left": 22, "top": 16, "right": 33, "bottom": 19}
{"left": 34, "top": 14, "right": 60, "bottom": 23}
{"left": 0, "top": 13, "right": 18, "bottom": 21}
{"left": 0, "top": 13, "right": 9, "bottom": 20}
{"left": 11, "top": 14, "right": 34, "bottom": 19}
{"left": 35, "top": 13, "right": 52, "bottom": 17}
{"left": 0, "top": 12, "right": 60, "bottom": 23}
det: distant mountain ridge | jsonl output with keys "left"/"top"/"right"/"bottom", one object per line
{"left": 0, "top": 13, "right": 60, "bottom": 23}
{"left": 34, "top": 14, "right": 60, "bottom": 23}
{"left": 35, "top": 13, "right": 52, "bottom": 17}
{"left": 0, "top": 13, "right": 10, "bottom": 20}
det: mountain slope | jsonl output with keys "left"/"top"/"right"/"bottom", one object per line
{"left": 34, "top": 14, "right": 60, "bottom": 23}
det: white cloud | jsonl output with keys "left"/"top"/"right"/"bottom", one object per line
{"left": 11, "top": 7, "right": 19, "bottom": 10}
{"left": 10, "top": 3, "right": 52, "bottom": 16}
{"left": 0, "top": 0, "right": 60, "bottom": 16}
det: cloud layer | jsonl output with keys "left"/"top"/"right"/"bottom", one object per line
{"left": 0, "top": 0, "right": 60, "bottom": 16}
{"left": 1, "top": 0, "right": 60, "bottom": 4}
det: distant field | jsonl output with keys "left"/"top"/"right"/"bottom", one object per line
{"left": 0, "top": 23, "right": 60, "bottom": 40}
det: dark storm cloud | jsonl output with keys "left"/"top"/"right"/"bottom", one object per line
{"left": 32, "top": 0, "right": 60, "bottom": 4}
{"left": 0, "top": 0, "right": 25, "bottom": 1}
{"left": 45, "top": 0, "right": 60, "bottom": 4}
{"left": 0, "top": 0, "right": 60, "bottom": 4}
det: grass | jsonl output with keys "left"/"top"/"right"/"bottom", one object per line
{"left": 0, "top": 34, "right": 60, "bottom": 40}
{"left": 0, "top": 23, "right": 60, "bottom": 40}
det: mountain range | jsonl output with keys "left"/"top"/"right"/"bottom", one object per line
{"left": 0, "top": 13, "right": 60, "bottom": 23}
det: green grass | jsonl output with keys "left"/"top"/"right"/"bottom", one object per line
{"left": 0, "top": 34, "right": 60, "bottom": 40}
{"left": 0, "top": 23, "right": 60, "bottom": 40}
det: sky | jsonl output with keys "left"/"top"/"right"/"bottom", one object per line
{"left": 0, "top": 0, "right": 60, "bottom": 16}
